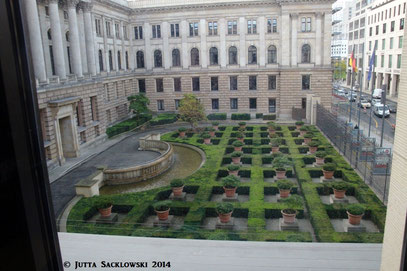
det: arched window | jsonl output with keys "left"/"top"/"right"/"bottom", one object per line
{"left": 117, "top": 51, "right": 121, "bottom": 70}
{"left": 172, "top": 49, "right": 181, "bottom": 67}
{"left": 98, "top": 49, "right": 104, "bottom": 71}
{"left": 191, "top": 48, "right": 199, "bottom": 66}
{"left": 248, "top": 45, "right": 257, "bottom": 64}
{"left": 301, "top": 44, "right": 311, "bottom": 63}
{"left": 154, "top": 50, "right": 162, "bottom": 68}
{"left": 136, "top": 51, "right": 144, "bottom": 68}
{"left": 108, "top": 50, "right": 113, "bottom": 71}
{"left": 65, "top": 31, "right": 70, "bottom": 42}
{"left": 209, "top": 47, "right": 218, "bottom": 65}
{"left": 229, "top": 46, "right": 238, "bottom": 65}
{"left": 47, "top": 29, "right": 52, "bottom": 40}
{"left": 267, "top": 45, "right": 277, "bottom": 64}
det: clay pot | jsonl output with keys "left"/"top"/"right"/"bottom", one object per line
{"left": 228, "top": 170, "right": 239, "bottom": 176}
{"left": 218, "top": 211, "right": 233, "bottom": 223}
{"left": 232, "top": 157, "right": 241, "bottom": 164}
{"left": 268, "top": 129, "right": 276, "bottom": 135}
{"left": 347, "top": 211, "right": 364, "bottom": 225}
{"left": 239, "top": 125, "right": 246, "bottom": 129}
{"left": 333, "top": 189, "right": 346, "bottom": 199}
{"left": 315, "top": 157, "right": 325, "bottom": 165}
{"left": 172, "top": 186, "right": 184, "bottom": 197}
{"left": 281, "top": 210, "right": 297, "bottom": 224}
{"left": 98, "top": 205, "right": 112, "bottom": 217}
{"left": 275, "top": 170, "right": 286, "bottom": 179}
{"left": 271, "top": 146, "right": 280, "bottom": 153}
{"left": 304, "top": 138, "right": 312, "bottom": 144}
{"left": 179, "top": 131, "right": 186, "bottom": 138}
{"left": 323, "top": 170, "right": 334, "bottom": 179}
{"left": 309, "top": 146, "right": 318, "bottom": 154}
{"left": 213, "top": 125, "right": 219, "bottom": 131}
{"left": 155, "top": 209, "right": 170, "bottom": 221}
{"left": 234, "top": 146, "right": 242, "bottom": 152}
{"left": 279, "top": 189, "right": 291, "bottom": 198}
{"left": 204, "top": 138, "right": 211, "bottom": 144}
{"left": 223, "top": 186, "right": 237, "bottom": 197}
{"left": 237, "top": 137, "right": 244, "bottom": 142}
{"left": 296, "top": 125, "right": 302, "bottom": 130}
{"left": 209, "top": 131, "right": 215, "bottom": 137}
{"left": 300, "top": 130, "right": 307, "bottom": 136}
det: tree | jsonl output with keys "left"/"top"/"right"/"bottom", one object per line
{"left": 127, "top": 94, "right": 151, "bottom": 118}
{"left": 333, "top": 59, "right": 347, "bottom": 81}
{"left": 178, "top": 94, "right": 206, "bottom": 129}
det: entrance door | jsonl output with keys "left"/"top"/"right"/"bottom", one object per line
{"left": 59, "top": 116, "right": 75, "bottom": 158}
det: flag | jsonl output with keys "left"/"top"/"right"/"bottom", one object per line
{"left": 349, "top": 47, "right": 357, "bottom": 73}
{"left": 367, "top": 45, "right": 376, "bottom": 81}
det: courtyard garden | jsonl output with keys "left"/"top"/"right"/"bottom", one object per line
{"left": 67, "top": 123, "right": 386, "bottom": 242}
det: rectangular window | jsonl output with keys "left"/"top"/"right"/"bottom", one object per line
{"left": 189, "top": 22, "right": 199, "bottom": 36}
{"left": 212, "top": 99, "right": 219, "bottom": 110}
{"left": 383, "top": 23, "right": 386, "bottom": 33}
{"left": 156, "top": 78, "right": 163, "bottom": 92}
{"left": 230, "top": 76, "right": 238, "bottom": 90}
{"left": 192, "top": 77, "right": 200, "bottom": 91}
{"left": 397, "top": 54, "right": 402, "bottom": 68}
{"left": 381, "top": 55, "right": 384, "bottom": 68}
{"left": 302, "top": 75, "right": 310, "bottom": 90}
{"left": 208, "top": 21, "right": 218, "bottom": 35}
{"left": 376, "top": 25, "right": 379, "bottom": 35}
{"left": 115, "top": 23, "right": 120, "bottom": 38}
{"left": 249, "top": 98, "right": 257, "bottom": 109}
{"left": 306, "top": 17, "right": 311, "bottom": 31}
{"left": 247, "top": 19, "right": 257, "bottom": 34}
{"left": 375, "top": 40, "right": 378, "bottom": 49}
{"left": 268, "top": 98, "right": 276, "bottom": 113}
{"left": 170, "top": 23, "right": 180, "bottom": 37}
{"left": 230, "top": 98, "right": 238, "bottom": 110}
{"left": 389, "top": 55, "right": 392, "bottom": 68}
{"left": 401, "top": 18, "right": 405, "bottom": 30}
{"left": 382, "top": 39, "right": 385, "bottom": 50}
{"left": 268, "top": 75, "right": 276, "bottom": 90}
{"left": 249, "top": 76, "right": 257, "bottom": 90}
{"left": 267, "top": 19, "right": 277, "bottom": 33}
{"left": 391, "top": 21, "right": 395, "bottom": 31}
{"left": 106, "top": 21, "right": 111, "bottom": 37}
{"left": 174, "top": 78, "right": 181, "bottom": 92}
{"left": 211, "top": 77, "right": 218, "bottom": 91}
{"left": 134, "top": 26, "right": 143, "bottom": 39}
{"left": 138, "top": 79, "right": 146, "bottom": 93}
{"left": 390, "top": 37, "right": 394, "bottom": 49}
{"left": 399, "top": 36, "right": 403, "bottom": 48}
{"left": 95, "top": 19, "right": 102, "bottom": 36}
{"left": 175, "top": 99, "right": 180, "bottom": 110}
{"left": 360, "top": 29, "right": 364, "bottom": 38}
{"left": 369, "top": 27, "right": 372, "bottom": 36}
{"left": 301, "top": 17, "right": 311, "bottom": 32}
{"left": 90, "top": 96, "right": 98, "bottom": 121}
{"left": 227, "top": 20, "right": 237, "bottom": 34}
{"left": 157, "top": 100, "right": 164, "bottom": 111}
{"left": 152, "top": 25, "right": 161, "bottom": 38}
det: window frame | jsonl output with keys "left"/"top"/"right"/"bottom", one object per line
{"left": 302, "top": 74, "right": 311, "bottom": 90}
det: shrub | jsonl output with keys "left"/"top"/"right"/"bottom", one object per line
{"left": 315, "top": 151, "right": 326, "bottom": 158}
{"left": 231, "top": 113, "right": 251, "bottom": 120}
{"left": 201, "top": 132, "right": 211, "bottom": 139}
{"left": 106, "top": 115, "right": 151, "bottom": 138}
{"left": 212, "top": 121, "right": 219, "bottom": 126}
{"left": 207, "top": 113, "right": 227, "bottom": 120}
{"left": 232, "top": 140, "right": 244, "bottom": 147}
{"left": 308, "top": 141, "right": 320, "bottom": 147}
{"left": 267, "top": 121, "right": 276, "bottom": 128}
{"left": 332, "top": 181, "right": 349, "bottom": 191}
{"left": 282, "top": 208, "right": 297, "bottom": 215}
{"left": 170, "top": 179, "right": 184, "bottom": 188}
{"left": 256, "top": 113, "right": 263, "bottom": 119}
{"left": 208, "top": 128, "right": 216, "bottom": 132}
{"left": 236, "top": 132, "right": 244, "bottom": 139}
{"left": 152, "top": 200, "right": 171, "bottom": 211}
{"left": 216, "top": 202, "right": 234, "bottom": 214}
{"left": 94, "top": 197, "right": 112, "bottom": 209}
{"left": 347, "top": 204, "right": 365, "bottom": 215}
{"left": 299, "top": 126, "right": 308, "bottom": 131}
{"left": 227, "top": 164, "right": 240, "bottom": 171}
{"left": 272, "top": 155, "right": 291, "bottom": 171}
{"left": 323, "top": 163, "right": 336, "bottom": 171}
{"left": 238, "top": 121, "right": 246, "bottom": 126}
{"left": 263, "top": 114, "right": 276, "bottom": 120}
{"left": 222, "top": 175, "right": 240, "bottom": 188}
{"left": 149, "top": 113, "right": 178, "bottom": 126}
{"left": 295, "top": 121, "right": 304, "bottom": 126}
{"left": 231, "top": 151, "right": 243, "bottom": 158}
{"left": 269, "top": 133, "right": 278, "bottom": 138}
{"left": 178, "top": 127, "right": 187, "bottom": 132}
{"left": 303, "top": 132, "right": 314, "bottom": 138}
{"left": 271, "top": 138, "right": 283, "bottom": 147}
{"left": 276, "top": 179, "right": 294, "bottom": 190}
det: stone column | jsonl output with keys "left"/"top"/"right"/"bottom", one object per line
{"left": 323, "top": 12, "right": 332, "bottom": 65}
{"left": 259, "top": 16, "right": 266, "bottom": 66}
{"left": 281, "top": 13, "right": 290, "bottom": 66}
{"left": 120, "top": 21, "right": 126, "bottom": 70}
{"left": 77, "top": 9, "right": 88, "bottom": 74}
{"left": 162, "top": 22, "right": 170, "bottom": 69}
{"left": 315, "top": 12, "right": 323, "bottom": 66}
{"left": 67, "top": 0, "right": 83, "bottom": 77}
{"left": 82, "top": 3, "right": 96, "bottom": 76}
{"left": 239, "top": 17, "right": 246, "bottom": 67}
{"left": 144, "top": 22, "right": 152, "bottom": 70}
{"left": 49, "top": 0, "right": 66, "bottom": 79}
{"left": 24, "top": 0, "right": 47, "bottom": 83}
{"left": 219, "top": 18, "right": 226, "bottom": 68}
{"left": 181, "top": 20, "right": 188, "bottom": 69}
{"left": 291, "top": 13, "right": 298, "bottom": 66}
{"left": 389, "top": 74, "right": 396, "bottom": 97}
{"left": 200, "top": 19, "right": 207, "bottom": 68}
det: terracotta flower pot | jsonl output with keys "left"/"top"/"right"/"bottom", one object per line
{"left": 279, "top": 189, "right": 291, "bottom": 198}
{"left": 271, "top": 146, "right": 280, "bottom": 153}
{"left": 204, "top": 138, "right": 211, "bottom": 144}
{"left": 304, "top": 138, "right": 312, "bottom": 144}
{"left": 209, "top": 131, "right": 215, "bottom": 137}
{"left": 275, "top": 170, "right": 286, "bottom": 179}
{"left": 223, "top": 186, "right": 237, "bottom": 197}
{"left": 309, "top": 146, "right": 318, "bottom": 154}
{"left": 232, "top": 157, "right": 241, "bottom": 164}
{"left": 323, "top": 170, "right": 334, "bottom": 179}
{"left": 98, "top": 205, "right": 112, "bottom": 217}
{"left": 228, "top": 170, "right": 239, "bottom": 176}
{"left": 347, "top": 211, "right": 364, "bottom": 225}
{"left": 333, "top": 189, "right": 346, "bottom": 199}
{"left": 296, "top": 125, "right": 302, "bottom": 130}
{"left": 213, "top": 125, "right": 219, "bottom": 131}
{"left": 234, "top": 146, "right": 242, "bottom": 152}
{"left": 179, "top": 131, "right": 186, "bottom": 138}
{"left": 218, "top": 211, "right": 233, "bottom": 223}
{"left": 239, "top": 125, "right": 246, "bottom": 129}
{"left": 172, "top": 185, "right": 184, "bottom": 197}
{"left": 300, "top": 130, "right": 307, "bottom": 136}
{"left": 155, "top": 209, "right": 170, "bottom": 221}
{"left": 268, "top": 129, "right": 276, "bottom": 135}
{"left": 281, "top": 210, "right": 297, "bottom": 224}
{"left": 315, "top": 157, "right": 325, "bottom": 165}
{"left": 237, "top": 137, "right": 244, "bottom": 142}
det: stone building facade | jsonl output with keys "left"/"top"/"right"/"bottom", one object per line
{"left": 25, "top": 0, "right": 333, "bottom": 167}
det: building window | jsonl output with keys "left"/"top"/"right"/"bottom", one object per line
{"left": 106, "top": 21, "right": 111, "bottom": 37}
{"left": 248, "top": 45, "right": 257, "bottom": 64}
{"left": 108, "top": 50, "right": 113, "bottom": 70}
{"left": 228, "top": 20, "right": 237, "bottom": 34}
{"left": 383, "top": 23, "right": 386, "bottom": 33}
{"left": 170, "top": 23, "right": 180, "bottom": 37}
{"left": 208, "top": 21, "right": 218, "bottom": 35}
{"left": 301, "top": 17, "right": 311, "bottom": 32}
{"left": 249, "top": 75, "right": 257, "bottom": 90}
{"left": 269, "top": 98, "right": 276, "bottom": 113}
{"left": 192, "top": 77, "right": 200, "bottom": 91}
{"left": 401, "top": 18, "right": 405, "bottom": 30}
{"left": 98, "top": 50, "right": 104, "bottom": 71}
{"left": 45, "top": 6, "right": 49, "bottom": 16}
{"left": 376, "top": 25, "right": 379, "bottom": 35}
{"left": 301, "top": 44, "right": 311, "bottom": 63}
{"left": 174, "top": 78, "right": 181, "bottom": 92}
{"left": 175, "top": 99, "right": 180, "bottom": 110}
{"left": 95, "top": 19, "right": 102, "bottom": 36}
{"left": 157, "top": 100, "right": 164, "bottom": 111}
{"left": 230, "top": 98, "right": 238, "bottom": 109}
{"left": 152, "top": 25, "right": 161, "bottom": 38}
{"left": 268, "top": 75, "right": 276, "bottom": 90}
{"left": 49, "top": 46, "right": 55, "bottom": 75}
{"left": 249, "top": 98, "right": 257, "bottom": 109}
{"left": 117, "top": 51, "right": 121, "bottom": 70}
{"left": 189, "top": 22, "right": 199, "bottom": 36}
{"left": 230, "top": 76, "right": 238, "bottom": 90}
{"left": 369, "top": 27, "right": 372, "bottom": 36}
{"left": 399, "top": 36, "right": 403, "bottom": 48}
{"left": 136, "top": 51, "right": 144, "bottom": 68}
{"left": 390, "top": 37, "right": 394, "bottom": 49}
{"left": 267, "top": 18, "right": 277, "bottom": 33}
{"left": 115, "top": 23, "right": 120, "bottom": 38}
{"left": 125, "top": 51, "right": 129, "bottom": 70}
{"left": 211, "top": 77, "right": 218, "bottom": 91}
{"left": 247, "top": 19, "right": 257, "bottom": 34}
{"left": 156, "top": 78, "right": 164, "bottom": 92}
{"left": 191, "top": 48, "right": 199, "bottom": 66}
{"left": 382, "top": 39, "right": 385, "bottom": 50}
{"left": 302, "top": 75, "right": 310, "bottom": 90}
{"left": 267, "top": 45, "right": 277, "bottom": 64}
{"left": 209, "top": 47, "right": 218, "bottom": 65}
{"left": 212, "top": 99, "right": 219, "bottom": 110}
{"left": 389, "top": 55, "right": 392, "bottom": 68}
{"left": 381, "top": 55, "right": 384, "bottom": 68}
{"left": 134, "top": 26, "right": 143, "bottom": 39}
{"left": 123, "top": 25, "right": 128, "bottom": 39}
{"left": 154, "top": 50, "right": 162, "bottom": 68}
{"left": 90, "top": 96, "right": 98, "bottom": 121}
{"left": 391, "top": 21, "right": 395, "bottom": 32}
{"left": 228, "top": 46, "right": 238, "bottom": 65}
{"left": 172, "top": 49, "right": 181, "bottom": 67}
{"left": 138, "top": 79, "right": 146, "bottom": 93}
{"left": 397, "top": 54, "right": 402, "bottom": 68}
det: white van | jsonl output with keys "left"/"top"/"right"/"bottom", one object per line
{"left": 373, "top": 89, "right": 383, "bottom": 99}
{"left": 373, "top": 103, "right": 390, "bottom": 117}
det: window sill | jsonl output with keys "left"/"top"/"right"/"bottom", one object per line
{"left": 77, "top": 126, "right": 87, "bottom": 133}
{"left": 43, "top": 141, "right": 51, "bottom": 148}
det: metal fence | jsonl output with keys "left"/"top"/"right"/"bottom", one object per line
{"left": 316, "top": 103, "right": 391, "bottom": 204}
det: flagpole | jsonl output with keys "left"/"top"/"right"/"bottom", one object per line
{"left": 367, "top": 46, "right": 376, "bottom": 137}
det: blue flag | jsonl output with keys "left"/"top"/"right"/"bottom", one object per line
{"left": 367, "top": 46, "right": 376, "bottom": 81}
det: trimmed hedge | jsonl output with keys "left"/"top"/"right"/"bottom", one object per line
{"left": 263, "top": 114, "right": 276, "bottom": 120}
{"left": 149, "top": 113, "right": 178, "bottom": 126}
{"left": 207, "top": 113, "right": 227, "bottom": 120}
{"left": 106, "top": 114, "right": 151, "bottom": 138}
{"left": 231, "top": 113, "right": 251, "bottom": 120}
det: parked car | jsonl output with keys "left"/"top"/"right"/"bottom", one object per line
{"left": 371, "top": 98, "right": 381, "bottom": 106}
{"left": 347, "top": 93, "right": 357, "bottom": 102}
{"left": 373, "top": 104, "right": 390, "bottom": 118}
{"left": 388, "top": 104, "right": 397, "bottom": 113}
{"left": 358, "top": 99, "right": 371, "bottom": 108}
{"left": 373, "top": 88, "right": 383, "bottom": 99}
